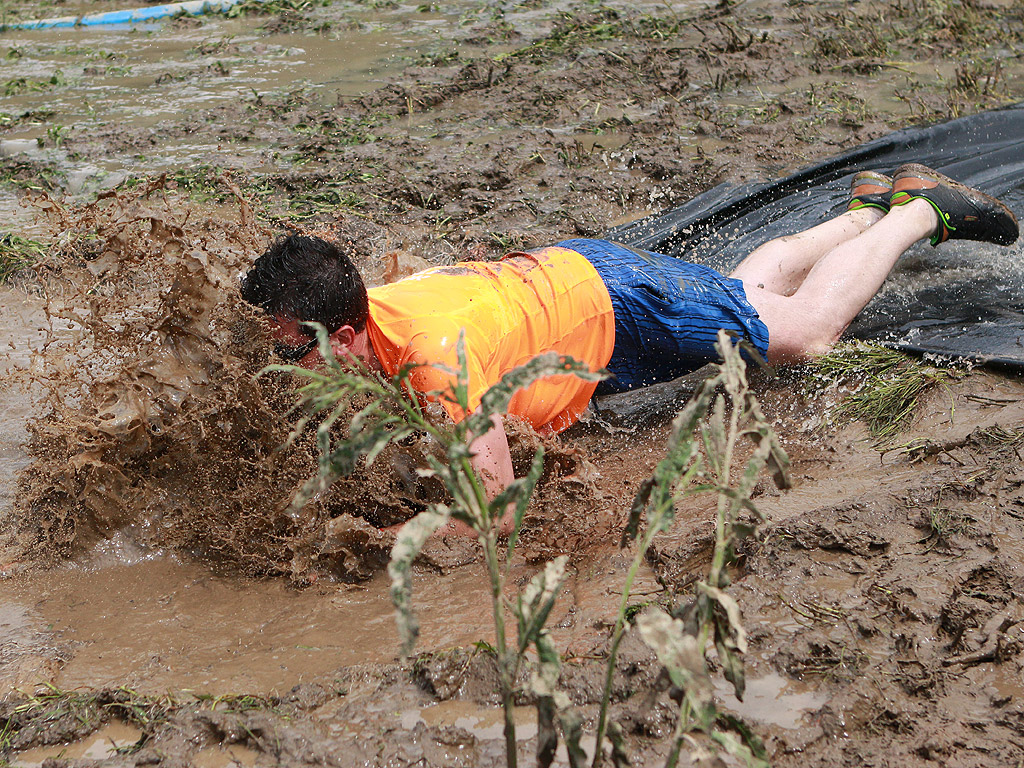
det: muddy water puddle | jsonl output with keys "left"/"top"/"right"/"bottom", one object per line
{"left": 1, "top": 556, "right": 503, "bottom": 693}
{"left": 403, "top": 701, "right": 538, "bottom": 742}
{"left": 714, "top": 672, "right": 828, "bottom": 731}
{"left": 1, "top": 546, "right": 649, "bottom": 695}
{"left": 9, "top": 721, "right": 262, "bottom": 767}
{"left": 10, "top": 722, "right": 143, "bottom": 768}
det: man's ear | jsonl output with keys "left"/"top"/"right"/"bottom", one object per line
{"left": 328, "top": 325, "right": 356, "bottom": 358}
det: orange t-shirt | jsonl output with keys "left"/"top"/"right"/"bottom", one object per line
{"left": 365, "top": 246, "right": 614, "bottom": 433}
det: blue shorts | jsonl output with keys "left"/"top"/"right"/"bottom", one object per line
{"left": 556, "top": 239, "right": 770, "bottom": 395}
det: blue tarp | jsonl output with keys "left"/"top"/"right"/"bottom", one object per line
{"left": 0, "top": 0, "right": 246, "bottom": 30}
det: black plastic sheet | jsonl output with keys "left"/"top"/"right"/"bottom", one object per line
{"left": 608, "top": 103, "right": 1024, "bottom": 369}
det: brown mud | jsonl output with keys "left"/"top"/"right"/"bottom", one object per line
{"left": 3, "top": 0, "right": 1024, "bottom": 765}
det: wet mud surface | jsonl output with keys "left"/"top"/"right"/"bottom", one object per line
{"left": 3, "top": 0, "right": 1024, "bottom": 765}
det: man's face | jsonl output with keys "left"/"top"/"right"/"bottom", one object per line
{"left": 271, "top": 315, "right": 321, "bottom": 368}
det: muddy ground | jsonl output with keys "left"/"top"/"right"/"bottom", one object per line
{"left": 3, "top": 0, "right": 1024, "bottom": 765}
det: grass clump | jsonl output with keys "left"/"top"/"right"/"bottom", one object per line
{"left": 120, "top": 166, "right": 228, "bottom": 204}
{"left": 3, "top": 70, "right": 65, "bottom": 96}
{"left": 923, "top": 505, "right": 972, "bottom": 546}
{"left": 0, "top": 159, "right": 63, "bottom": 192}
{"left": 905, "top": 0, "right": 1012, "bottom": 49}
{"left": 192, "top": 693, "right": 279, "bottom": 714}
{"left": 812, "top": 22, "right": 890, "bottom": 62}
{"left": 293, "top": 112, "right": 391, "bottom": 147}
{"left": 226, "top": 0, "right": 322, "bottom": 17}
{"left": 9, "top": 683, "right": 102, "bottom": 730}
{"left": 495, "top": 8, "right": 687, "bottom": 65}
{"left": 808, "top": 342, "right": 960, "bottom": 444}
{"left": 165, "top": 166, "right": 229, "bottom": 201}
{"left": 2, "top": 685, "right": 163, "bottom": 755}
{"left": 0, "top": 233, "right": 46, "bottom": 283}
{"left": 288, "top": 186, "right": 367, "bottom": 218}
{"left": 495, "top": 9, "right": 623, "bottom": 63}
{"left": 1, "top": 685, "right": 278, "bottom": 758}
{"left": 975, "top": 425, "right": 1024, "bottom": 446}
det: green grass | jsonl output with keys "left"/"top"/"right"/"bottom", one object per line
{"left": 924, "top": 506, "right": 971, "bottom": 545}
{"left": 192, "top": 692, "right": 280, "bottom": 714}
{"left": 976, "top": 425, "right": 1024, "bottom": 446}
{"left": 0, "top": 159, "right": 62, "bottom": 192}
{"left": 0, "top": 234, "right": 46, "bottom": 282}
{"left": 226, "top": 0, "right": 325, "bottom": 17}
{"left": 808, "top": 342, "right": 960, "bottom": 444}
{"left": 488, "top": 231, "right": 526, "bottom": 251}
{"left": 120, "top": 167, "right": 372, "bottom": 221}
{"left": 494, "top": 8, "right": 685, "bottom": 65}
{"left": 293, "top": 112, "right": 389, "bottom": 147}
{"left": 1, "top": 684, "right": 280, "bottom": 757}
{"left": 807, "top": 0, "right": 1023, "bottom": 59}
{"left": 0, "top": 108, "right": 56, "bottom": 129}
{"left": 165, "top": 166, "right": 228, "bottom": 201}
{"left": 120, "top": 166, "right": 230, "bottom": 204}
{"left": 812, "top": 22, "right": 889, "bottom": 62}
{"left": 285, "top": 184, "right": 368, "bottom": 218}
{"left": 10, "top": 683, "right": 102, "bottom": 731}
{"left": 3, "top": 70, "right": 64, "bottom": 96}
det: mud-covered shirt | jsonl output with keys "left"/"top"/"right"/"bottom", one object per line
{"left": 366, "top": 246, "right": 615, "bottom": 433}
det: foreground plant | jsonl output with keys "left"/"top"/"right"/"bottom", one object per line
{"left": 561, "top": 331, "right": 787, "bottom": 767}
{"left": 271, "top": 325, "right": 602, "bottom": 768}
{"left": 532, "top": 334, "right": 787, "bottom": 768}
{"left": 278, "top": 328, "right": 787, "bottom": 768}
{"left": 636, "top": 334, "right": 787, "bottom": 767}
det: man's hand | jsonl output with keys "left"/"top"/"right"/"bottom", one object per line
{"left": 467, "top": 411, "right": 516, "bottom": 535}
{"left": 386, "top": 411, "right": 516, "bottom": 540}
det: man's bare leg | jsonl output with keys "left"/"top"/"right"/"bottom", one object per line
{"left": 740, "top": 199, "right": 937, "bottom": 363}
{"left": 731, "top": 207, "right": 884, "bottom": 296}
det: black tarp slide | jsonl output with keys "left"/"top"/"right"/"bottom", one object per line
{"left": 608, "top": 103, "right": 1024, "bottom": 369}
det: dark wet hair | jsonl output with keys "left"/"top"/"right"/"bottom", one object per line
{"left": 240, "top": 234, "right": 369, "bottom": 335}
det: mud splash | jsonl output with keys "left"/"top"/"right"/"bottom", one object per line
{"left": 1, "top": 181, "right": 613, "bottom": 581}
{"left": 2, "top": 182, "right": 357, "bottom": 579}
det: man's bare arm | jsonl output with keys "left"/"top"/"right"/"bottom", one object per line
{"left": 386, "top": 410, "right": 516, "bottom": 539}
{"left": 467, "top": 411, "right": 516, "bottom": 535}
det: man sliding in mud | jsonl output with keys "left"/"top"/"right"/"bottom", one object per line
{"left": 242, "top": 164, "right": 1018, "bottom": 534}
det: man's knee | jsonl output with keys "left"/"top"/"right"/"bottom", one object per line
{"left": 768, "top": 332, "right": 835, "bottom": 364}
{"left": 730, "top": 238, "right": 793, "bottom": 282}
{"left": 747, "top": 293, "right": 842, "bottom": 364}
